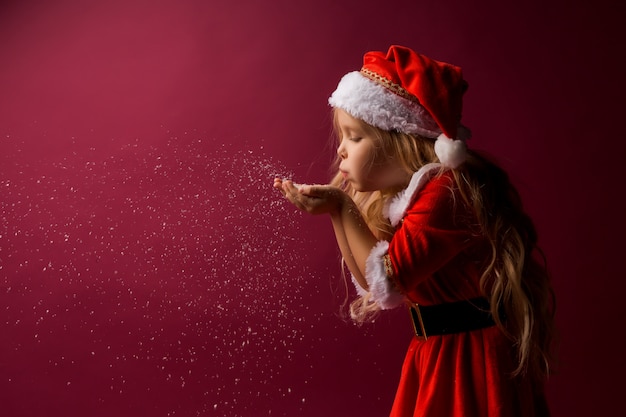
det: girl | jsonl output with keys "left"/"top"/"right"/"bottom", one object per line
{"left": 274, "top": 45, "right": 555, "bottom": 417}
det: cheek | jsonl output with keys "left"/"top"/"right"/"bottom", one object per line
{"left": 355, "top": 145, "right": 378, "bottom": 168}
{"left": 370, "top": 158, "right": 405, "bottom": 185}
{"left": 368, "top": 154, "right": 393, "bottom": 175}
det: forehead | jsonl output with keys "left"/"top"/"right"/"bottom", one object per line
{"left": 335, "top": 109, "right": 368, "bottom": 133}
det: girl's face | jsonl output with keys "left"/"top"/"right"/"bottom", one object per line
{"left": 335, "top": 109, "right": 410, "bottom": 192}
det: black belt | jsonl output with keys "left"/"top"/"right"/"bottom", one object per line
{"left": 409, "top": 297, "right": 497, "bottom": 339}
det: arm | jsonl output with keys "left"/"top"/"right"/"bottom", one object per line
{"left": 273, "top": 179, "right": 378, "bottom": 290}
{"left": 328, "top": 195, "right": 378, "bottom": 290}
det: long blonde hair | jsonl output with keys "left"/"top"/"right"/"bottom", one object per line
{"left": 330, "top": 109, "right": 556, "bottom": 381}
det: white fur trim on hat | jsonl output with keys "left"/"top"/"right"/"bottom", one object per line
{"left": 434, "top": 134, "right": 467, "bottom": 169}
{"left": 328, "top": 71, "right": 442, "bottom": 138}
{"left": 364, "top": 240, "right": 404, "bottom": 310}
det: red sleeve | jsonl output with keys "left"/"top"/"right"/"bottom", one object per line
{"left": 387, "top": 174, "right": 475, "bottom": 293}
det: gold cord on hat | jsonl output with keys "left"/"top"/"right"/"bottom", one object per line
{"left": 360, "top": 68, "right": 420, "bottom": 105}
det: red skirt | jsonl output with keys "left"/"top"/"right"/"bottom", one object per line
{"left": 389, "top": 326, "right": 550, "bottom": 417}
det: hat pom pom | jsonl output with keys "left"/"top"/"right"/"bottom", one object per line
{"left": 434, "top": 134, "right": 467, "bottom": 169}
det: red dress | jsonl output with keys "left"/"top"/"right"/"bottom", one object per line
{"left": 363, "top": 164, "right": 549, "bottom": 417}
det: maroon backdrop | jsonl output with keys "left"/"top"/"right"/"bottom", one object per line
{"left": 1, "top": 1, "right": 625, "bottom": 416}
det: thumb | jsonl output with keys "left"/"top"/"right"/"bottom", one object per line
{"left": 298, "top": 184, "right": 324, "bottom": 197}
{"left": 300, "top": 184, "right": 340, "bottom": 198}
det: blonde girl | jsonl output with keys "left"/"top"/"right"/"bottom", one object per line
{"left": 274, "top": 45, "right": 555, "bottom": 417}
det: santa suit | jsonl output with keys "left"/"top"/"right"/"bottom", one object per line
{"left": 362, "top": 164, "right": 550, "bottom": 417}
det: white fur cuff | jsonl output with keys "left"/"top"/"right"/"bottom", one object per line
{"left": 365, "top": 240, "right": 404, "bottom": 309}
{"left": 351, "top": 274, "right": 369, "bottom": 297}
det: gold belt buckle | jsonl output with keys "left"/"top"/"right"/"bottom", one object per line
{"left": 409, "top": 303, "right": 428, "bottom": 340}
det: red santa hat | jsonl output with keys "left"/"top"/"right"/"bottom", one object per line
{"left": 329, "top": 45, "right": 470, "bottom": 168}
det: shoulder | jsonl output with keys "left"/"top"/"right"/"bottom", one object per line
{"left": 385, "top": 164, "right": 457, "bottom": 227}
{"left": 423, "top": 171, "right": 456, "bottom": 191}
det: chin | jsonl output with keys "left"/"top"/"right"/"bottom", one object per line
{"left": 353, "top": 185, "right": 376, "bottom": 193}
{"left": 349, "top": 180, "right": 379, "bottom": 193}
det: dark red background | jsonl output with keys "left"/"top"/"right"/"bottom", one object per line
{"left": 1, "top": 0, "right": 624, "bottom": 416}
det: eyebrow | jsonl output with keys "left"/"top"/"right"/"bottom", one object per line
{"left": 340, "top": 121, "right": 365, "bottom": 135}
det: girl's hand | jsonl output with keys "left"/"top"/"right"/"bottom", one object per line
{"left": 273, "top": 178, "right": 346, "bottom": 215}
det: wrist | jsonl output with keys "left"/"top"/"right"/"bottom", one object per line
{"left": 330, "top": 190, "right": 351, "bottom": 216}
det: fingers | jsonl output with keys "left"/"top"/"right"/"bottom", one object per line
{"left": 281, "top": 180, "right": 302, "bottom": 203}
{"left": 272, "top": 178, "right": 300, "bottom": 206}
{"left": 274, "top": 179, "right": 335, "bottom": 215}
{"left": 298, "top": 184, "right": 330, "bottom": 198}
{"left": 284, "top": 181, "right": 320, "bottom": 213}
{"left": 273, "top": 178, "right": 288, "bottom": 197}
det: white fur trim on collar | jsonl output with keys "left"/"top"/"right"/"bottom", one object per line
{"left": 384, "top": 163, "right": 443, "bottom": 227}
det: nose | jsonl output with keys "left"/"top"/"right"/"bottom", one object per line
{"left": 337, "top": 141, "right": 346, "bottom": 159}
